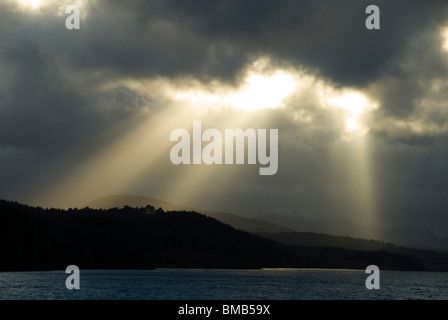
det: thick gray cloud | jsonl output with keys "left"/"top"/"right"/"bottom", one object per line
{"left": 159, "top": 0, "right": 448, "bottom": 85}
{"left": 1, "top": 0, "right": 448, "bottom": 237}
{"left": 5, "top": 0, "right": 446, "bottom": 85}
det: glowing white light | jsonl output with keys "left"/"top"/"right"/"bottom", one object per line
{"left": 22, "top": 0, "right": 41, "bottom": 8}
{"left": 443, "top": 28, "right": 448, "bottom": 50}
{"left": 229, "top": 72, "right": 297, "bottom": 111}
{"left": 326, "top": 93, "right": 369, "bottom": 132}
{"left": 174, "top": 71, "right": 297, "bottom": 111}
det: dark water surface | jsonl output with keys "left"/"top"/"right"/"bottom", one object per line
{"left": 1, "top": 268, "right": 447, "bottom": 300}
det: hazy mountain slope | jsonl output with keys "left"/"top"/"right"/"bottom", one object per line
{"left": 85, "top": 195, "right": 292, "bottom": 233}
{"left": 254, "top": 212, "right": 448, "bottom": 251}
{"left": 258, "top": 232, "right": 448, "bottom": 271}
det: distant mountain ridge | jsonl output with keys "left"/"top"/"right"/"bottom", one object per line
{"left": 85, "top": 195, "right": 292, "bottom": 234}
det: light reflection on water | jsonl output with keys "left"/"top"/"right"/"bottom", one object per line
{"left": 0, "top": 269, "right": 447, "bottom": 300}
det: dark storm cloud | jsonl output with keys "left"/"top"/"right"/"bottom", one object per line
{"left": 35, "top": 0, "right": 252, "bottom": 83}
{"left": 2, "top": 0, "right": 446, "bottom": 114}
{"left": 159, "top": 0, "right": 448, "bottom": 85}
{"left": 366, "top": 23, "right": 448, "bottom": 120}
{"left": 0, "top": 35, "right": 146, "bottom": 151}
{"left": 70, "top": 0, "right": 447, "bottom": 86}
{"left": 6, "top": 0, "right": 444, "bottom": 86}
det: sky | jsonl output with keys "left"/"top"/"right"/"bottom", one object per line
{"left": 1, "top": 0, "right": 448, "bottom": 236}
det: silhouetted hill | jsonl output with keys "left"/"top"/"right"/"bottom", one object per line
{"left": 0, "top": 199, "right": 427, "bottom": 272}
{"left": 259, "top": 232, "right": 448, "bottom": 272}
{"left": 86, "top": 195, "right": 190, "bottom": 211}
{"left": 86, "top": 195, "right": 292, "bottom": 233}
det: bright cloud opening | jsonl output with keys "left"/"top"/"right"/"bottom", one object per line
{"left": 443, "top": 28, "right": 448, "bottom": 50}
{"left": 173, "top": 62, "right": 297, "bottom": 111}
{"left": 229, "top": 72, "right": 297, "bottom": 110}
{"left": 325, "top": 92, "right": 373, "bottom": 134}
{"left": 21, "top": 0, "right": 41, "bottom": 8}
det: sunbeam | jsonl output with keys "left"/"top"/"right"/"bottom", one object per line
{"left": 159, "top": 110, "right": 267, "bottom": 210}
{"left": 329, "top": 135, "right": 379, "bottom": 238}
{"left": 32, "top": 105, "right": 194, "bottom": 209}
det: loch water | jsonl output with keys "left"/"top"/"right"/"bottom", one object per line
{"left": 1, "top": 268, "right": 447, "bottom": 300}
